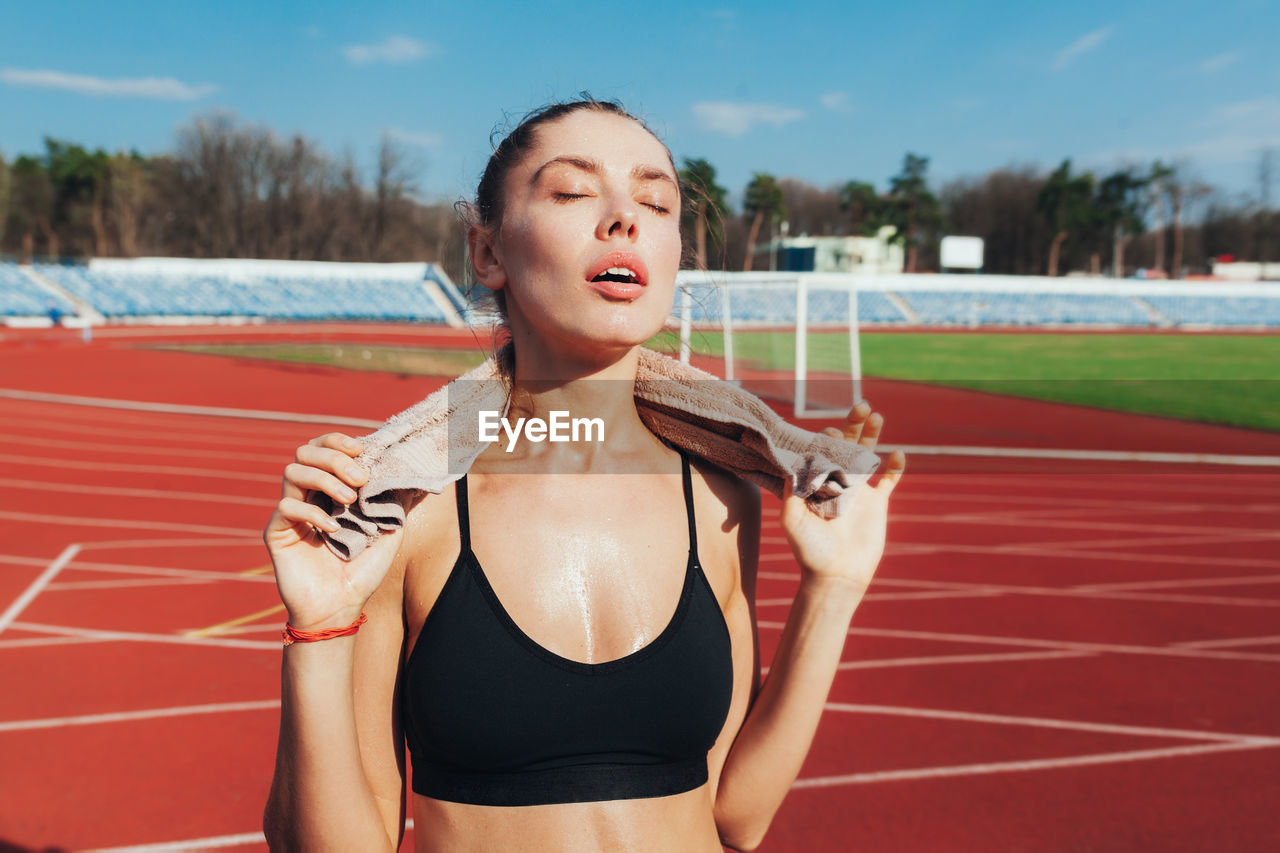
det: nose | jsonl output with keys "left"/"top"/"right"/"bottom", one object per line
{"left": 596, "top": 193, "right": 638, "bottom": 241}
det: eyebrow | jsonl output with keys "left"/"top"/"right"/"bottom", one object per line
{"left": 531, "top": 156, "right": 677, "bottom": 189}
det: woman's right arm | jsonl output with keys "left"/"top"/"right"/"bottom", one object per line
{"left": 261, "top": 433, "right": 408, "bottom": 851}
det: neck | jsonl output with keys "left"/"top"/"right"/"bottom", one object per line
{"left": 483, "top": 338, "right": 660, "bottom": 471}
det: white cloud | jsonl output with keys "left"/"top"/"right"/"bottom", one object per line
{"left": 386, "top": 127, "right": 443, "bottom": 147}
{"left": 342, "top": 36, "right": 431, "bottom": 65}
{"left": 1051, "top": 25, "right": 1114, "bottom": 70}
{"left": 692, "top": 101, "right": 806, "bottom": 136}
{"left": 1198, "top": 51, "right": 1240, "bottom": 73}
{"left": 0, "top": 67, "right": 216, "bottom": 100}
{"left": 820, "top": 91, "right": 851, "bottom": 112}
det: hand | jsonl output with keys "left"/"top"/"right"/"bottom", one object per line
{"left": 263, "top": 433, "right": 402, "bottom": 631}
{"left": 779, "top": 402, "right": 905, "bottom": 592}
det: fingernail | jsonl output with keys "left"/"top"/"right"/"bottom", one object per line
{"left": 323, "top": 518, "right": 340, "bottom": 531}
{"left": 339, "top": 487, "right": 357, "bottom": 502}
{"left": 346, "top": 465, "right": 365, "bottom": 482}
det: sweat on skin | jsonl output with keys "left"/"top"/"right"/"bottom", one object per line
{"left": 478, "top": 409, "right": 606, "bottom": 452}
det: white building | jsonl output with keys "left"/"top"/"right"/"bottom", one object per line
{"left": 766, "top": 226, "right": 904, "bottom": 274}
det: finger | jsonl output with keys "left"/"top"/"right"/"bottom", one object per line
{"left": 308, "top": 432, "right": 364, "bottom": 457}
{"left": 283, "top": 462, "right": 359, "bottom": 505}
{"left": 821, "top": 427, "right": 843, "bottom": 439}
{"left": 858, "top": 412, "right": 884, "bottom": 451}
{"left": 296, "top": 444, "right": 368, "bottom": 488}
{"left": 876, "top": 449, "right": 906, "bottom": 493}
{"left": 269, "top": 496, "right": 341, "bottom": 535}
{"left": 842, "top": 401, "right": 872, "bottom": 444}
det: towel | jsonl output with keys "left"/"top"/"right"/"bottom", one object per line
{"left": 311, "top": 346, "right": 880, "bottom": 560}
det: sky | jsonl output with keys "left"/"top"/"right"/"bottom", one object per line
{"left": 2, "top": 0, "right": 1278, "bottom": 213}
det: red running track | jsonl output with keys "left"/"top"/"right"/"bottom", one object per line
{"left": 0, "top": 325, "right": 1278, "bottom": 851}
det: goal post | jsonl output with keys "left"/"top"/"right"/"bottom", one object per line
{"left": 670, "top": 271, "right": 865, "bottom": 420}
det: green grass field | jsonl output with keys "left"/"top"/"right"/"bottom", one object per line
{"left": 160, "top": 331, "right": 1280, "bottom": 432}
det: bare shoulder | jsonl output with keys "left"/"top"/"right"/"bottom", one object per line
{"left": 687, "top": 459, "right": 762, "bottom": 600}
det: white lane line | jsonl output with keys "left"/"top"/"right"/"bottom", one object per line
{"left": 1172, "top": 635, "right": 1280, "bottom": 649}
{"left": 867, "top": 576, "right": 1280, "bottom": 609}
{"left": 822, "top": 702, "right": 1280, "bottom": 742}
{"left": 0, "top": 476, "right": 270, "bottom": 506}
{"left": 756, "top": 590, "right": 1001, "bottom": 606}
{"left": 1076, "top": 574, "right": 1280, "bottom": 592}
{"left": 13, "top": 621, "right": 281, "bottom": 651}
{"left": 0, "top": 635, "right": 104, "bottom": 650}
{"left": 84, "top": 832, "right": 267, "bottom": 853}
{"left": 0, "top": 452, "right": 275, "bottom": 482}
{"left": 836, "top": 650, "right": 1092, "bottom": 670}
{"left": 78, "top": 537, "right": 264, "bottom": 551}
{"left": 892, "top": 513, "right": 1280, "bottom": 541}
{"left": 45, "top": 578, "right": 215, "bottom": 592}
{"left": 0, "top": 544, "right": 80, "bottom": 634}
{"left": 0, "top": 387, "right": 383, "bottom": 428}
{"left": 791, "top": 740, "right": 1280, "bottom": 789}
{"left": 0, "top": 431, "right": 285, "bottom": 464}
{"left": 888, "top": 541, "right": 1280, "bottom": 571}
{"left": 0, "top": 699, "right": 280, "bottom": 734}
{"left": 909, "top": 474, "right": 1280, "bottom": 498}
{"left": 879, "top": 443, "right": 1280, "bottom": 467}
{"left": 0, "top": 509, "right": 260, "bottom": 537}
{"left": 0, "top": 411, "right": 296, "bottom": 448}
{"left": 55, "top": 561, "right": 275, "bottom": 585}
{"left": 757, "top": 622, "right": 1280, "bottom": 663}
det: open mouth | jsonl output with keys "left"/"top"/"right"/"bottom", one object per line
{"left": 591, "top": 266, "right": 641, "bottom": 285}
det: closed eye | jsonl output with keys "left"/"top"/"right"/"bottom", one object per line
{"left": 643, "top": 202, "right": 671, "bottom": 215}
{"left": 553, "top": 192, "right": 589, "bottom": 202}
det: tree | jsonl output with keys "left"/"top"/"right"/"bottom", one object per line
{"left": 1036, "top": 159, "right": 1095, "bottom": 276}
{"left": 1094, "top": 169, "right": 1148, "bottom": 277}
{"left": 883, "top": 153, "right": 941, "bottom": 273}
{"left": 9, "top": 155, "right": 57, "bottom": 260}
{"left": 741, "top": 172, "right": 783, "bottom": 271}
{"left": 837, "top": 180, "right": 883, "bottom": 237}
{"left": 1146, "top": 160, "right": 1175, "bottom": 273}
{"left": 678, "top": 158, "right": 727, "bottom": 270}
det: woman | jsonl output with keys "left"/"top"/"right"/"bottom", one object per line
{"left": 262, "top": 99, "right": 904, "bottom": 851}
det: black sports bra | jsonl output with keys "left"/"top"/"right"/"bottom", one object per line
{"left": 402, "top": 453, "right": 734, "bottom": 807}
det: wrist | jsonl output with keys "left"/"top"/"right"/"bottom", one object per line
{"left": 284, "top": 606, "right": 368, "bottom": 635}
{"left": 797, "top": 572, "right": 868, "bottom": 605}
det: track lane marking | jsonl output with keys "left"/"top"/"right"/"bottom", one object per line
{"left": 791, "top": 740, "right": 1280, "bottom": 789}
{"left": 758, "top": 621, "right": 1280, "bottom": 663}
{"left": 0, "top": 477, "right": 269, "bottom": 506}
{"left": 0, "top": 509, "right": 260, "bottom": 536}
{"left": 0, "top": 699, "right": 280, "bottom": 733}
{"left": 0, "top": 544, "right": 80, "bottom": 634}
{"left": 0, "top": 452, "right": 275, "bottom": 482}
{"left": 186, "top": 603, "right": 286, "bottom": 638}
{"left": 13, "top": 621, "right": 281, "bottom": 650}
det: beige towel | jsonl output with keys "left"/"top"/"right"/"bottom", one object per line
{"left": 311, "top": 346, "right": 879, "bottom": 560}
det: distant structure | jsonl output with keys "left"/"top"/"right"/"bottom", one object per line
{"left": 767, "top": 226, "right": 903, "bottom": 274}
{"left": 1210, "top": 259, "right": 1277, "bottom": 281}
{"left": 940, "top": 236, "right": 985, "bottom": 273}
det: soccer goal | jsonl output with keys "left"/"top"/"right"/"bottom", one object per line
{"left": 669, "top": 272, "right": 865, "bottom": 419}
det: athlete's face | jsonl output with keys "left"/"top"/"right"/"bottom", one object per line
{"left": 470, "top": 111, "right": 683, "bottom": 362}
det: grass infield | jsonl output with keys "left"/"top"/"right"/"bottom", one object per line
{"left": 158, "top": 331, "right": 1280, "bottom": 432}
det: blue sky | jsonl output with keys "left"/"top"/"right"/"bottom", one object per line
{"left": 3, "top": 0, "right": 1278, "bottom": 212}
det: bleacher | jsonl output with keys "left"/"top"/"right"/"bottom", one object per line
{"left": 35, "top": 264, "right": 452, "bottom": 322}
{"left": 0, "top": 263, "right": 75, "bottom": 317}
{"left": 5, "top": 260, "right": 1279, "bottom": 329}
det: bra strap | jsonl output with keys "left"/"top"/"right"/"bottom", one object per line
{"left": 680, "top": 452, "right": 698, "bottom": 555}
{"left": 455, "top": 475, "right": 471, "bottom": 551}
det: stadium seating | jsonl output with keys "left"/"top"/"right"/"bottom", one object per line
{"left": 0, "top": 263, "right": 76, "bottom": 317}
{"left": 898, "top": 290, "right": 1153, "bottom": 326}
{"left": 32, "top": 264, "right": 451, "bottom": 322}
{"left": 1144, "top": 295, "right": 1280, "bottom": 327}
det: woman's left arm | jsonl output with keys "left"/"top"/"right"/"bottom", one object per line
{"left": 713, "top": 404, "right": 905, "bottom": 852}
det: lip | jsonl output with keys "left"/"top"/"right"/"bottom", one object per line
{"left": 584, "top": 251, "right": 649, "bottom": 301}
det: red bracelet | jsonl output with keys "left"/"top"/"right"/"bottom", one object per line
{"left": 282, "top": 611, "right": 368, "bottom": 645}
